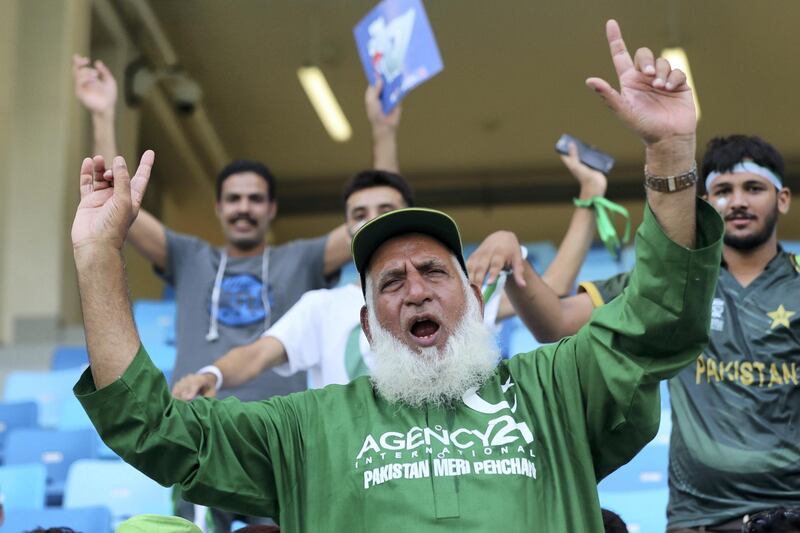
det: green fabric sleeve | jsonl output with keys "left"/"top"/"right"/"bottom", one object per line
{"left": 74, "top": 346, "right": 304, "bottom": 518}
{"left": 558, "top": 199, "right": 723, "bottom": 479}
{"left": 578, "top": 272, "right": 631, "bottom": 308}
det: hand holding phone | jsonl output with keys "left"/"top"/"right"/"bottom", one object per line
{"left": 555, "top": 134, "right": 615, "bottom": 175}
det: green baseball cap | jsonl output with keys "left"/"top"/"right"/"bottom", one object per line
{"left": 351, "top": 207, "right": 466, "bottom": 292}
{"left": 115, "top": 515, "right": 203, "bottom": 533}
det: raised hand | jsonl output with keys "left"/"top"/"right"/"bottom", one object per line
{"left": 72, "top": 151, "right": 154, "bottom": 251}
{"left": 172, "top": 373, "right": 218, "bottom": 400}
{"left": 467, "top": 231, "right": 527, "bottom": 288}
{"left": 72, "top": 54, "right": 118, "bottom": 115}
{"left": 586, "top": 20, "right": 695, "bottom": 146}
{"left": 365, "top": 77, "right": 402, "bottom": 133}
{"left": 561, "top": 142, "right": 608, "bottom": 200}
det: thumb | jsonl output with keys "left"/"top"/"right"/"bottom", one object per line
{"left": 586, "top": 77, "right": 627, "bottom": 116}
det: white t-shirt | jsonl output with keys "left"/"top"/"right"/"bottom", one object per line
{"left": 268, "top": 284, "right": 373, "bottom": 389}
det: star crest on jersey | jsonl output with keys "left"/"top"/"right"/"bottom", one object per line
{"left": 767, "top": 304, "right": 796, "bottom": 330}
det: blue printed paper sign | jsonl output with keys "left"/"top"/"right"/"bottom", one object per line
{"left": 353, "top": 0, "right": 443, "bottom": 113}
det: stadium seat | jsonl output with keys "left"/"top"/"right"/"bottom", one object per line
{"left": 133, "top": 300, "right": 177, "bottom": 370}
{"left": 497, "top": 316, "right": 542, "bottom": 359}
{"left": 2, "top": 505, "right": 112, "bottom": 533}
{"left": 3, "top": 367, "right": 85, "bottom": 428}
{"left": 51, "top": 345, "right": 89, "bottom": 370}
{"left": 599, "top": 487, "right": 669, "bottom": 533}
{"left": 0, "top": 463, "right": 46, "bottom": 510}
{"left": 576, "top": 246, "right": 627, "bottom": 286}
{"left": 64, "top": 460, "right": 172, "bottom": 523}
{"left": 4, "top": 428, "right": 97, "bottom": 505}
{"left": 0, "top": 400, "right": 38, "bottom": 463}
{"left": 598, "top": 442, "right": 669, "bottom": 492}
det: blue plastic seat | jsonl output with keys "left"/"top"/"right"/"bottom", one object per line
{"left": 3, "top": 367, "right": 85, "bottom": 428}
{"left": 0, "top": 400, "right": 38, "bottom": 463}
{"left": 64, "top": 459, "right": 172, "bottom": 523}
{"left": 133, "top": 300, "right": 177, "bottom": 371}
{"left": 4, "top": 427, "right": 97, "bottom": 505}
{"left": 599, "top": 487, "right": 669, "bottom": 533}
{"left": 0, "top": 463, "right": 46, "bottom": 509}
{"left": 496, "top": 317, "right": 542, "bottom": 359}
{"left": 598, "top": 442, "right": 669, "bottom": 492}
{"left": 52, "top": 345, "right": 89, "bottom": 370}
{"left": 2, "top": 505, "right": 112, "bottom": 533}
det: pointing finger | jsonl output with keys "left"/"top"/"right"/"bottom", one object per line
{"left": 605, "top": 19, "right": 634, "bottom": 80}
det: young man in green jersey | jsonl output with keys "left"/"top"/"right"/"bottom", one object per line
{"left": 471, "top": 138, "right": 798, "bottom": 529}
{"left": 71, "top": 20, "right": 724, "bottom": 531}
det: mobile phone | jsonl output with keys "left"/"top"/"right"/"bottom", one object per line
{"left": 555, "top": 134, "right": 615, "bottom": 175}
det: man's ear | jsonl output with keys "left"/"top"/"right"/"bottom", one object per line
{"left": 360, "top": 305, "right": 373, "bottom": 344}
{"left": 778, "top": 187, "right": 791, "bottom": 215}
{"left": 268, "top": 200, "right": 278, "bottom": 222}
{"left": 470, "top": 282, "right": 484, "bottom": 316}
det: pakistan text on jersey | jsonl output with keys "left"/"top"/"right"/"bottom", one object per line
{"left": 362, "top": 457, "right": 538, "bottom": 490}
{"left": 695, "top": 354, "right": 798, "bottom": 387}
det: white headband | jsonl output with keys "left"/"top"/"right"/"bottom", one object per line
{"left": 705, "top": 161, "right": 783, "bottom": 192}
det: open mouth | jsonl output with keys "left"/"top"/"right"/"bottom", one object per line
{"left": 407, "top": 315, "right": 442, "bottom": 347}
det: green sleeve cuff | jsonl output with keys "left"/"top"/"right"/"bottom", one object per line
{"left": 639, "top": 197, "right": 724, "bottom": 265}
{"left": 73, "top": 345, "right": 170, "bottom": 433}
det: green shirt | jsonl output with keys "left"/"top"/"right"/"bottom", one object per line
{"left": 580, "top": 247, "right": 800, "bottom": 528}
{"left": 75, "top": 201, "right": 722, "bottom": 532}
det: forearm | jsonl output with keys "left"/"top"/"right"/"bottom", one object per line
{"left": 91, "top": 111, "right": 118, "bottom": 161}
{"left": 128, "top": 210, "right": 168, "bottom": 270}
{"left": 323, "top": 224, "right": 351, "bottom": 276}
{"left": 215, "top": 337, "right": 288, "bottom": 389}
{"left": 644, "top": 136, "right": 697, "bottom": 248}
{"left": 542, "top": 207, "right": 596, "bottom": 296}
{"left": 74, "top": 245, "right": 140, "bottom": 389}
{"left": 372, "top": 128, "right": 399, "bottom": 172}
{"left": 506, "top": 262, "right": 573, "bottom": 342}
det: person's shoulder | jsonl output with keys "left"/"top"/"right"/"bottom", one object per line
{"left": 167, "top": 228, "right": 213, "bottom": 254}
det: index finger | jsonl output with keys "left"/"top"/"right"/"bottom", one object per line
{"left": 605, "top": 19, "right": 634, "bottom": 79}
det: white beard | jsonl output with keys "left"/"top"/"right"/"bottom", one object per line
{"left": 367, "top": 283, "right": 500, "bottom": 409}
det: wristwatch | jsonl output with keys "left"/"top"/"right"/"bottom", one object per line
{"left": 644, "top": 162, "right": 698, "bottom": 193}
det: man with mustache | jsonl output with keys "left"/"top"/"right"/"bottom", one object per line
{"left": 71, "top": 20, "right": 723, "bottom": 530}
{"left": 487, "top": 134, "right": 798, "bottom": 532}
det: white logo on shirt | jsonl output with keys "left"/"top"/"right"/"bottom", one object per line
{"left": 711, "top": 298, "right": 725, "bottom": 332}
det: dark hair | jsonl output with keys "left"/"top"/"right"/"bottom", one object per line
{"left": 342, "top": 170, "right": 415, "bottom": 208}
{"left": 23, "top": 527, "right": 78, "bottom": 533}
{"left": 601, "top": 508, "right": 628, "bottom": 533}
{"left": 701, "top": 135, "right": 784, "bottom": 188}
{"left": 216, "top": 160, "right": 277, "bottom": 201}
{"left": 743, "top": 507, "right": 800, "bottom": 533}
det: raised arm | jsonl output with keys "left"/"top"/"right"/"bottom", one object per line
{"left": 322, "top": 80, "right": 404, "bottom": 275}
{"left": 73, "top": 55, "right": 168, "bottom": 270}
{"left": 585, "top": 20, "right": 697, "bottom": 244}
{"left": 541, "top": 142, "right": 608, "bottom": 296}
{"left": 72, "top": 152, "right": 154, "bottom": 388}
{"left": 366, "top": 79, "right": 401, "bottom": 173}
{"left": 172, "top": 336, "right": 288, "bottom": 400}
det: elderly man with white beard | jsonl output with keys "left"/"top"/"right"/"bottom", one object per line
{"left": 73, "top": 20, "right": 724, "bottom": 532}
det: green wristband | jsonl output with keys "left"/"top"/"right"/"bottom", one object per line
{"left": 573, "top": 196, "right": 631, "bottom": 259}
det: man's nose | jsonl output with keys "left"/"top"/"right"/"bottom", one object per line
{"left": 729, "top": 187, "right": 749, "bottom": 209}
{"left": 404, "top": 270, "right": 432, "bottom": 305}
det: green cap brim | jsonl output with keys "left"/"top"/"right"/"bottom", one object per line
{"left": 352, "top": 208, "right": 466, "bottom": 293}
{"left": 115, "top": 514, "right": 204, "bottom": 533}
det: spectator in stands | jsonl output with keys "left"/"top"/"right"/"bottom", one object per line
{"left": 73, "top": 20, "right": 723, "bottom": 530}
{"left": 602, "top": 508, "right": 629, "bottom": 533}
{"left": 72, "top": 58, "right": 395, "bottom": 531}
{"left": 743, "top": 508, "right": 800, "bottom": 533}
{"left": 482, "top": 133, "right": 798, "bottom": 531}
{"left": 171, "top": 142, "right": 608, "bottom": 399}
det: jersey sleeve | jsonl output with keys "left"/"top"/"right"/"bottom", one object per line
{"left": 74, "top": 346, "right": 306, "bottom": 518}
{"left": 519, "top": 199, "right": 723, "bottom": 480}
{"left": 578, "top": 272, "right": 631, "bottom": 308}
{"left": 268, "top": 290, "right": 328, "bottom": 376}
{"left": 156, "top": 229, "right": 208, "bottom": 285}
